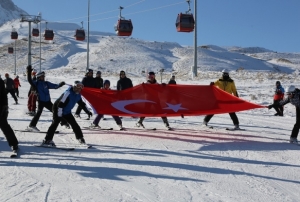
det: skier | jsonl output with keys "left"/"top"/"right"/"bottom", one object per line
{"left": 26, "top": 65, "right": 69, "bottom": 131}
{"left": 90, "top": 80, "right": 123, "bottom": 129}
{"left": 268, "top": 85, "right": 300, "bottom": 144}
{"left": 136, "top": 71, "right": 171, "bottom": 129}
{"left": 13, "top": 75, "right": 21, "bottom": 98}
{"left": 272, "top": 81, "right": 285, "bottom": 116}
{"left": 203, "top": 69, "right": 240, "bottom": 129}
{"left": 42, "top": 81, "right": 92, "bottom": 146}
{"left": 27, "top": 70, "right": 37, "bottom": 115}
{"left": 0, "top": 76, "right": 19, "bottom": 154}
{"left": 168, "top": 75, "right": 176, "bottom": 85}
{"left": 74, "top": 69, "right": 96, "bottom": 118}
{"left": 4, "top": 73, "right": 18, "bottom": 104}
{"left": 117, "top": 70, "right": 133, "bottom": 90}
{"left": 94, "top": 71, "right": 103, "bottom": 89}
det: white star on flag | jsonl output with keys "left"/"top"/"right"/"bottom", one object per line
{"left": 163, "top": 103, "right": 188, "bottom": 112}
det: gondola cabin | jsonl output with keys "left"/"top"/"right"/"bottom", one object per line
{"left": 115, "top": 19, "right": 133, "bottom": 36}
{"left": 44, "top": 30, "right": 54, "bottom": 40}
{"left": 11, "top": 31, "right": 18, "bottom": 39}
{"left": 32, "top": 28, "right": 40, "bottom": 37}
{"left": 175, "top": 13, "right": 195, "bottom": 32}
{"left": 75, "top": 29, "right": 85, "bottom": 41}
{"left": 8, "top": 47, "right": 13, "bottom": 54}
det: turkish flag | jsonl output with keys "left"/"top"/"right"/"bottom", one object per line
{"left": 81, "top": 84, "right": 264, "bottom": 117}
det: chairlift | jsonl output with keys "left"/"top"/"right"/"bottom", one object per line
{"left": 43, "top": 22, "right": 54, "bottom": 40}
{"left": 32, "top": 27, "right": 40, "bottom": 37}
{"left": 114, "top": 6, "right": 133, "bottom": 37}
{"left": 11, "top": 31, "right": 18, "bottom": 39}
{"left": 175, "top": 0, "right": 195, "bottom": 32}
{"left": 8, "top": 47, "right": 14, "bottom": 54}
{"left": 75, "top": 22, "right": 85, "bottom": 41}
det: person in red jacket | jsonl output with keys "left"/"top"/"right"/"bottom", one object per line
{"left": 27, "top": 71, "right": 37, "bottom": 115}
{"left": 13, "top": 75, "right": 21, "bottom": 98}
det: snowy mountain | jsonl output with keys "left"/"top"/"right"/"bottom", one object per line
{"left": 0, "top": 0, "right": 28, "bottom": 26}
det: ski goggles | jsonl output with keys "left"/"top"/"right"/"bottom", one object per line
{"left": 74, "top": 82, "right": 84, "bottom": 89}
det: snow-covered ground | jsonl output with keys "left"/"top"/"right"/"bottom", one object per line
{"left": 1, "top": 72, "right": 300, "bottom": 202}
{"left": 1, "top": 9, "right": 300, "bottom": 202}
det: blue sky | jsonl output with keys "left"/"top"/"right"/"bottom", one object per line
{"left": 13, "top": 0, "right": 300, "bottom": 53}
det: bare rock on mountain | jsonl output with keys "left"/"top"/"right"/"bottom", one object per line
{"left": 0, "top": 0, "right": 28, "bottom": 26}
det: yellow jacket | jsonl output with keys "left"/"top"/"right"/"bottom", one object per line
{"left": 214, "top": 77, "right": 238, "bottom": 97}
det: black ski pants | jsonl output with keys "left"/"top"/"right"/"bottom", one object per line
{"left": 15, "top": 88, "right": 20, "bottom": 97}
{"left": 45, "top": 112, "right": 83, "bottom": 141}
{"left": 291, "top": 107, "right": 300, "bottom": 138}
{"left": 204, "top": 113, "right": 239, "bottom": 125}
{"left": 29, "top": 100, "right": 68, "bottom": 127}
{"left": 273, "top": 99, "right": 284, "bottom": 115}
{"left": 0, "top": 106, "right": 18, "bottom": 147}
{"left": 138, "top": 117, "right": 169, "bottom": 126}
{"left": 6, "top": 89, "right": 18, "bottom": 103}
{"left": 75, "top": 105, "right": 82, "bottom": 116}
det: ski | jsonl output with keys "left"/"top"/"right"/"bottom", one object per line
{"left": 132, "top": 127, "right": 157, "bottom": 131}
{"left": 34, "top": 144, "right": 75, "bottom": 151}
{"left": 82, "top": 127, "right": 113, "bottom": 131}
{"left": 14, "top": 130, "right": 60, "bottom": 134}
{"left": 10, "top": 150, "right": 18, "bottom": 158}
{"left": 226, "top": 128, "right": 245, "bottom": 131}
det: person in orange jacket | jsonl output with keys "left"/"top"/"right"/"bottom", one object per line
{"left": 13, "top": 75, "right": 21, "bottom": 98}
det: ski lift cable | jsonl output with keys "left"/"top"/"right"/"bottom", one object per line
{"left": 54, "top": 0, "right": 145, "bottom": 23}
{"left": 88, "top": 1, "right": 186, "bottom": 23}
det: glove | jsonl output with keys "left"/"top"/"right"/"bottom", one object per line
{"left": 57, "top": 108, "right": 63, "bottom": 117}
{"left": 210, "top": 82, "right": 214, "bottom": 86}
{"left": 267, "top": 105, "right": 273, "bottom": 109}
{"left": 26, "top": 65, "right": 32, "bottom": 72}
{"left": 58, "top": 81, "right": 65, "bottom": 87}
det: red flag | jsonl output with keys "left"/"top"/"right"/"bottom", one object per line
{"left": 81, "top": 84, "right": 264, "bottom": 117}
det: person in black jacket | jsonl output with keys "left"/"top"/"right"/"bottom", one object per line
{"left": 75, "top": 69, "right": 97, "bottom": 118}
{"left": 4, "top": 73, "right": 18, "bottom": 104}
{"left": 94, "top": 71, "right": 103, "bottom": 89}
{"left": 168, "top": 75, "right": 176, "bottom": 85}
{"left": 0, "top": 77, "right": 19, "bottom": 152}
{"left": 117, "top": 70, "right": 133, "bottom": 90}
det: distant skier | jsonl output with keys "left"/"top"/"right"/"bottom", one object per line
{"left": 90, "top": 80, "right": 123, "bottom": 129}
{"left": 27, "top": 70, "right": 37, "bottom": 115}
{"left": 0, "top": 76, "right": 19, "bottom": 153}
{"left": 13, "top": 75, "right": 21, "bottom": 98}
{"left": 203, "top": 69, "right": 240, "bottom": 129}
{"left": 268, "top": 85, "right": 300, "bottom": 144}
{"left": 42, "top": 81, "right": 92, "bottom": 146}
{"left": 272, "top": 81, "right": 285, "bottom": 116}
{"left": 4, "top": 73, "right": 18, "bottom": 104}
{"left": 26, "top": 65, "right": 69, "bottom": 131}
{"left": 136, "top": 71, "right": 171, "bottom": 129}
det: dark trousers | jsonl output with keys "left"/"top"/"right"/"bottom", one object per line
{"left": 75, "top": 105, "right": 82, "bottom": 115}
{"left": 204, "top": 113, "right": 239, "bottom": 125}
{"left": 45, "top": 113, "right": 83, "bottom": 141}
{"left": 273, "top": 100, "right": 284, "bottom": 115}
{"left": 0, "top": 107, "right": 18, "bottom": 147}
{"left": 6, "top": 89, "right": 18, "bottom": 102}
{"left": 138, "top": 117, "right": 169, "bottom": 126}
{"left": 15, "top": 88, "right": 19, "bottom": 97}
{"left": 29, "top": 100, "right": 68, "bottom": 127}
{"left": 93, "top": 114, "right": 122, "bottom": 125}
{"left": 291, "top": 107, "right": 300, "bottom": 138}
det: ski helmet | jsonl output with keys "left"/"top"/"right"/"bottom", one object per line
{"left": 276, "top": 81, "right": 281, "bottom": 85}
{"left": 73, "top": 80, "right": 84, "bottom": 89}
{"left": 222, "top": 69, "right": 229, "bottom": 74}
{"left": 286, "top": 85, "right": 296, "bottom": 94}
{"left": 103, "top": 80, "right": 110, "bottom": 86}
{"left": 36, "top": 71, "right": 45, "bottom": 79}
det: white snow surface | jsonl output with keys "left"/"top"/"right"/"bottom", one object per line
{"left": 0, "top": 6, "right": 300, "bottom": 202}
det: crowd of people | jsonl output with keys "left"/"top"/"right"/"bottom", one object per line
{"left": 0, "top": 67, "right": 299, "bottom": 155}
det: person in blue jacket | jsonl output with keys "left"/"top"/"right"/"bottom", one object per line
{"left": 42, "top": 81, "right": 92, "bottom": 146}
{"left": 26, "top": 65, "right": 68, "bottom": 131}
